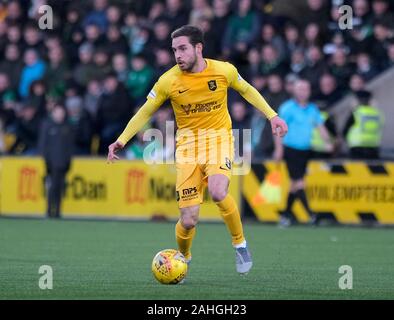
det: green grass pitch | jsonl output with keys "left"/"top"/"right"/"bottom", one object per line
{"left": 0, "top": 217, "right": 393, "bottom": 300}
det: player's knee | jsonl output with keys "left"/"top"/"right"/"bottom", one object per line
{"left": 180, "top": 207, "right": 199, "bottom": 229}
{"left": 181, "top": 215, "right": 198, "bottom": 229}
{"left": 209, "top": 187, "right": 228, "bottom": 202}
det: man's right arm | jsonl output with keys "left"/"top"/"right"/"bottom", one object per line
{"left": 116, "top": 98, "right": 162, "bottom": 145}
{"left": 107, "top": 98, "right": 163, "bottom": 163}
{"left": 107, "top": 77, "right": 169, "bottom": 163}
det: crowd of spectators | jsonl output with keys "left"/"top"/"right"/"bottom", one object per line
{"left": 0, "top": 0, "right": 393, "bottom": 160}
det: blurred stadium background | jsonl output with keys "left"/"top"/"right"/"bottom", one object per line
{"left": 0, "top": 0, "right": 393, "bottom": 299}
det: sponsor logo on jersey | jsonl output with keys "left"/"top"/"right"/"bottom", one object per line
{"left": 180, "top": 102, "right": 221, "bottom": 115}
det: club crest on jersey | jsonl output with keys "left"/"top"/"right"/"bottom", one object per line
{"left": 207, "top": 80, "right": 217, "bottom": 91}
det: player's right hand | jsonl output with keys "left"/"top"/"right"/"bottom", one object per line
{"left": 107, "top": 141, "right": 124, "bottom": 163}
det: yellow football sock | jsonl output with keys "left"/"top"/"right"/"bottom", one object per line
{"left": 216, "top": 194, "right": 245, "bottom": 246}
{"left": 175, "top": 220, "right": 195, "bottom": 260}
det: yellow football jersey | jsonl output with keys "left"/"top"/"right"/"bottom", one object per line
{"left": 117, "top": 59, "right": 277, "bottom": 146}
{"left": 148, "top": 58, "right": 245, "bottom": 133}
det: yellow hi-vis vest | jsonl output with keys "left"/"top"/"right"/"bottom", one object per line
{"left": 311, "top": 111, "right": 333, "bottom": 152}
{"left": 346, "top": 105, "right": 383, "bottom": 148}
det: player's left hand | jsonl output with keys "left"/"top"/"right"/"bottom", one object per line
{"left": 270, "top": 116, "right": 288, "bottom": 137}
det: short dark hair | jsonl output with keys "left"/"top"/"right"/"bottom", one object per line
{"left": 171, "top": 25, "right": 204, "bottom": 46}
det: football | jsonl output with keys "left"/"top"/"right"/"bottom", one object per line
{"left": 151, "top": 249, "right": 188, "bottom": 284}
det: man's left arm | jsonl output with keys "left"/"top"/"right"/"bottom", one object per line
{"left": 229, "top": 67, "right": 287, "bottom": 137}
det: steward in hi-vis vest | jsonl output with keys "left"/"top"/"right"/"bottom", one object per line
{"left": 342, "top": 90, "right": 384, "bottom": 159}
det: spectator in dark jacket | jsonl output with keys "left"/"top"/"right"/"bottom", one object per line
{"left": 39, "top": 102, "right": 74, "bottom": 218}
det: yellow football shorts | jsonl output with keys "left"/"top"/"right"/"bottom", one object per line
{"left": 175, "top": 135, "right": 234, "bottom": 208}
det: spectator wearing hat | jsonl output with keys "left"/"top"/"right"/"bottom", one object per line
{"left": 343, "top": 90, "right": 384, "bottom": 159}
